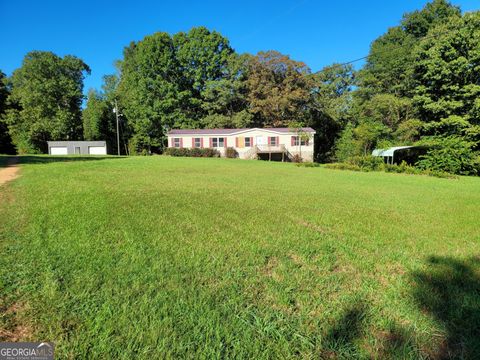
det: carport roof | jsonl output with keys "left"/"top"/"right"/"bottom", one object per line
{"left": 372, "top": 146, "right": 416, "bottom": 157}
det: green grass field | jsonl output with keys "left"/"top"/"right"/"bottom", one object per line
{"left": 1, "top": 156, "right": 479, "bottom": 359}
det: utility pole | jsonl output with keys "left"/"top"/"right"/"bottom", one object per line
{"left": 114, "top": 99, "right": 120, "bottom": 156}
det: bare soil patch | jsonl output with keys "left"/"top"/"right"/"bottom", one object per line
{"left": 0, "top": 157, "right": 19, "bottom": 186}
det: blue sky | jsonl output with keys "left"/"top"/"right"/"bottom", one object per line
{"left": 1, "top": 0, "right": 478, "bottom": 94}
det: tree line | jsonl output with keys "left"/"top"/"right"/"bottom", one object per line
{"left": 0, "top": 0, "right": 478, "bottom": 174}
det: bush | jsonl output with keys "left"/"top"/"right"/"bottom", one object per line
{"left": 291, "top": 154, "right": 303, "bottom": 163}
{"left": 225, "top": 147, "right": 238, "bottom": 158}
{"left": 416, "top": 136, "right": 479, "bottom": 176}
{"left": 325, "top": 159, "right": 457, "bottom": 179}
{"left": 164, "top": 147, "right": 220, "bottom": 158}
{"left": 324, "top": 163, "right": 362, "bottom": 172}
{"left": 296, "top": 162, "right": 320, "bottom": 168}
{"left": 346, "top": 155, "right": 385, "bottom": 171}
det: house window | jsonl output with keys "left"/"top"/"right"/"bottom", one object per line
{"left": 292, "top": 136, "right": 308, "bottom": 146}
{"left": 173, "top": 138, "right": 181, "bottom": 148}
{"left": 269, "top": 137, "right": 277, "bottom": 146}
{"left": 194, "top": 138, "right": 201, "bottom": 148}
{"left": 244, "top": 137, "right": 251, "bottom": 147}
{"left": 212, "top": 137, "right": 225, "bottom": 148}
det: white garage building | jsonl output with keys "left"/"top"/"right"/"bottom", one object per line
{"left": 47, "top": 141, "right": 107, "bottom": 155}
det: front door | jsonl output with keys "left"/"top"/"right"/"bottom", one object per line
{"left": 256, "top": 136, "right": 266, "bottom": 145}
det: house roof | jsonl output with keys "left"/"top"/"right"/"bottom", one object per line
{"left": 167, "top": 127, "right": 316, "bottom": 136}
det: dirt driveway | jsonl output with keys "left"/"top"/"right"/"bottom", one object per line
{"left": 0, "top": 157, "right": 20, "bottom": 186}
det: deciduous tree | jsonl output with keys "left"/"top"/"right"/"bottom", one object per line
{"left": 246, "top": 51, "right": 312, "bottom": 127}
{"left": 4, "top": 52, "right": 90, "bottom": 153}
{"left": 0, "top": 71, "right": 15, "bottom": 154}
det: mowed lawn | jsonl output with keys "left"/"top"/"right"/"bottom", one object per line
{"left": 1, "top": 156, "right": 479, "bottom": 359}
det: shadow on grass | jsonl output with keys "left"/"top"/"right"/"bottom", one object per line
{"left": 0, "top": 155, "right": 126, "bottom": 167}
{"left": 323, "top": 301, "right": 367, "bottom": 351}
{"left": 324, "top": 257, "right": 480, "bottom": 358}
{"left": 411, "top": 256, "right": 480, "bottom": 359}
{"left": 321, "top": 300, "right": 416, "bottom": 358}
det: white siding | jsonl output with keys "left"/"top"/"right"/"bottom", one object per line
{"left": 168, "top": 128, "right": 315, "bottom": 161}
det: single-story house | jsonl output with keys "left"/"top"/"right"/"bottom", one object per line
{"left": 167, "top": 127, "right": 316, "bottom": 161}
{"left": 47, "top": 141, "right": 107, "bottom": 155}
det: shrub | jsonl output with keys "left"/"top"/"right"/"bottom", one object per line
{"left": 225, "top": 147, "right": 238, "bottom": 158}
{"left": 164, "top": 147, "right": 220, "bottom": 158}
{"left": 324, "top": 163, "right": 362, "bottom": 172}
{"left": 382, "top": 161, "right": 457, "bottom": 179}
{"left": 325, "top": 160, "right": 458, "bottom": 179}
{"left": 416, "top": 136, "right": 479, "bottom": 176}
{"left": 346, "top": 155, "right": 384, "bottom": 171}
{"left": 291, "top": 154, "right": 303, "bottom": 163}
{"left": 296, "top": 162, "right": 320, "bottom": 168}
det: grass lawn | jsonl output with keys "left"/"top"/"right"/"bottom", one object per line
{"left": 1, "top": 156, "right": 479, "bottom": 359}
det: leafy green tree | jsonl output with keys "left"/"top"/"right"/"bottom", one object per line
{"left": 117, "top": 27, "right": 235, "bottom": 153}
{"left": 417, "top": 136, "right": 479, "bottom": 175}
{"left": 357, "top": 27, "right": 417, "bottom": 98}
{"left": 0, "top": 71, "right": 15, "bottom": 154}
{"left": 117, "top": 32, "right": 180, "bottom": 154}
{"left": 4, "top": 52, "right": 90, "bottom": 153}
{"left": 82, "top": 89, "right": 117, "bottom": 150}
{"left": 413, "top": 12, "right": 480, "bottom": 132}
{"left": 362, "top": 94, "right": 415, "bottom": 130}
{"left": 173, "top": 27, "right": 233, "bottom": 94}
{"left": 334, "top": 122, "right": 357, "bottom": 161}
{"left": 394, "top": 119, "right": 424, "bottom": 143}
{"left": 354, "top": 119, "right": 391, "bottom": 156}
{"left": 172, "top": 27, "right": 234, "bottom": 128}
{"left": 310, "top": 64, "right": 356, "bottom": 161}
{"left": 356, "top": 0, "right": 460, "bottom": 101}
{"left": 401, "top": 0, "right": 461, "bottom": 38}
{"left": 200, "top": 54, "right": 251, "bottom": 127}
{"left": 201, "top": 111, "right": 253, "bottom": 129}
{"left": 246, "top": 50, "right": 312, "bottom": 127}
{"left": 346, "top": 0, "right": 478, "bottom": 175}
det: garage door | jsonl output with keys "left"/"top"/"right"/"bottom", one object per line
{"left": 88, "top": 146, "right": 107, "bottom": 155}
{"left": 50, "top": 146, "right": 68, "bottom": 155}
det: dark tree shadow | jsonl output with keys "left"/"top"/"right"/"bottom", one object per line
{"left": 321, "top": 300, "right": 415, "bottom": 358}
{"left": 411, "top": 256, "right": 480, "bottom": 359}
{"left": 324, "top": 301, "right": 367, "bottom": 350}
{"left": 0, "top": 155, "right": 125, "bottom": 167}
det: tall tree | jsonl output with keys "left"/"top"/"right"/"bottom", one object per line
{"left": 117, "top": 27, "right": 235, "bottom": 153}
{"left": 357, "top": 0, "right": 460, "bottom": 99}
{"left": 309, "top": 64, "right": 356, "bottom": 161}
{"left": 117, "top": 32, "right": 180, "bottom": 154}
{"left": 413, "top": 12, "right": 480, "bottom": 133}
{"left": 246, "top": 51, "right": 312, "bottom": 127}
{"left": 4, "top": 52, "right": 90, "bottom": 153}
{"left": 200, "top": 53, "right": 252, "bottom": 128}
{"left": 82, "top": 89, "right": 117, "bottom": 151}
{"left": 172, "top": 26, "right": 234, "bottom": 127}
{"left": 0, "top": 71, "right": 15, "bottom": 154}
{"left": 401, "top": 0, "right": 461, "bottom": 38}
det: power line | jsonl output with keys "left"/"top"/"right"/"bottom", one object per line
{"left": 312, "top": 28, "right": 454, "bottom": 75}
